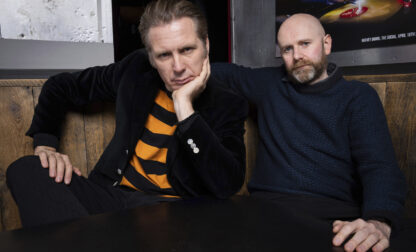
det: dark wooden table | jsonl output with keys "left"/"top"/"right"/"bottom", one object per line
{"left": 0, "top": 196, "right": 414, "bottom": 251}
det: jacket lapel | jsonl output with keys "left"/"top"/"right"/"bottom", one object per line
{"left": 128, "top": 70, "right": 160, "bottom": 150}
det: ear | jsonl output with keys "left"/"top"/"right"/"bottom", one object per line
{"left": 323, "top": 34, "right": 332, "bottom": 56}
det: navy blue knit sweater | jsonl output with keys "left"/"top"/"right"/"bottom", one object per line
{"left": 212, "top": 63, "right": 406, "bottom": 227}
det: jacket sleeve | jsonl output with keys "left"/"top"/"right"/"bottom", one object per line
{"left": 211, "top": 63, "right": 261, "bottom": 103}
{"left": 26, "top": 49, "right": 151, "bottom": 149}
{"left": 174, "top": 89, "right": 248, "bottom": 199}
{"left": 349, "top": 83, "right": 406, "bottom": 230}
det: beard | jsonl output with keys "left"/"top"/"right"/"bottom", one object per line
{"left": 286, "top": 54, "right": 328, "bottom": 85}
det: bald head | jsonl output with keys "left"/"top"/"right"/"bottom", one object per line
{"left": 277, "top": 13, "right": 332, "bottom": 85}
{"left": 277, "top": 14, "right": 326, "bottom": 47}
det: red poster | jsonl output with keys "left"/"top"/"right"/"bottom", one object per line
{"left": 276, "top": 0, "right": 416, "bottom": 52}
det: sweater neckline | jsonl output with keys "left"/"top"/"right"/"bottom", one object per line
{"left": 282, "top": 63, "right": 342, "bottom": 94}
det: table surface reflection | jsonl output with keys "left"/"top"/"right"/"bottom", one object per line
{"left": 0, "top": 196, "right": 414, "bottom": 252}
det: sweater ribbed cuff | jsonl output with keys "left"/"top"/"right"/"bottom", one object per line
{"left": 175, "top": 112, "right": 199, "bottom": 137}
{"left": 363, "top": 210, "right": 402, "bottom": 236}
{"left": 33, "top": 133, "right": 59, "bottom": 150}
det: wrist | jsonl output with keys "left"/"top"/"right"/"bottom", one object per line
{"left": 33, "top": 133, "right": 59, "bottom": 149}
{"left": 173, "top": 98, "right": 194, "bottom": 122}
{"left": 369, "top": 218, "right": 391, "bottom": 227}
{"left": 368, "top": 219, "right": 391, "bottom": 237}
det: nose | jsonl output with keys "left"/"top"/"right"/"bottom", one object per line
{"left": 293, "top": 47, "right": 303, "bottom": 61}
{"left": 172, "top": 54, "right": 185, "bottom": 74}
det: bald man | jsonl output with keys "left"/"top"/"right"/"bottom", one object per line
{"left": 211, "top": 14, "right": 406, "bottom": 252}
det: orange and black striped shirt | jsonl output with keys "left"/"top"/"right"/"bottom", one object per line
{"left": 120, "top": 89, "right": 178, "bottom": 196}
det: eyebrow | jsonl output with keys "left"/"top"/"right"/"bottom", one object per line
{"left": 280, "top": 38, "right": 313, "bottom": 47}
{"left": 153, "top": 42, "right": 198, "bottom": 55}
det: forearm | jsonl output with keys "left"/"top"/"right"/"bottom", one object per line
{"left": 211, "top": 63, "right": 257, "bottom": 100}
{"left": 27, "top": 64, "right": 119, "bottom": 138}
{"left": 175, "top": 113, "right": 246, "bottom": 198}
{"left": 173, "top": 97, "right": 195, "bottom": 122}
{"left": 360, "top": 166, "right": 406, "bottom": 230}
{"left": 350, "top": 85, "right": 406, "bottom": 229}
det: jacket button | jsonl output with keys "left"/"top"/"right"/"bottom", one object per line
{"left": 112, "top": 181, "right": 119, "bottom": 187}
{"left": 187, "top": 139, "right": 193, "bottom": 145}
{"left": 125, "top": 149, "right": 129, "bottom": 155}
{"left": 117, "top": 169, "right": 122, "bottom": 175}
{"left": 193, "top": 147, "right": 199, "bottom": 154}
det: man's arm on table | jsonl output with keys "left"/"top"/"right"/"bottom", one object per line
{"left": 332, "top": 82, "right": 406, "bottom": 252}
{"left": 27, "top": 50, "right": 151, "bottom": 184}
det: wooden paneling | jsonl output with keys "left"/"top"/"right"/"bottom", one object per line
{"left": 0, "top": 81, "right": 114, "bottom": 230}
{"left": 0, "top": 79, "right": 44, "bottom": 88}
{"left": 33, "top": 88, "right": 89, "bottom": 176}
{"left": 0, "top": 87, "right": 34, "bottom": 231}
{"left": 237, "top": 117, "right": 259, "bottom": 196}
{"left": 383, "top": 82, "right": 416, "bottom": 217}
{"left": 84, "top": 103, "right": 116, "bottom": 173}
{"left": 0, "top": 75, "right": 415, "bottom": 230}
{"left": 345, "top": 73, "right": 416, "bottom": 83}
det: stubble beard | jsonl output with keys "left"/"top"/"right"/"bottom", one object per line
{"left": 287, "top": 53, "right": 328, "bottom": 85}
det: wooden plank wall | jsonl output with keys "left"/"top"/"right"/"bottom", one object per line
{"left": 345, "top": 74, "right": 416, "bottom": 218}
{"left": 0, "top": 73, "right": 415, "bottom": 231}
{"left": 0, "top": 79, "right": 115, "bottom": 231}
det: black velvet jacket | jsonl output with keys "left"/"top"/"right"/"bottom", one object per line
{"left": 27, "top": 50, "right": 248, "bottom": 199}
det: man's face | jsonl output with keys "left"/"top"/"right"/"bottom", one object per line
{"left": 278, "top": 17, "right": 331, "bottom": 85}
{"left": 147, "top": 17, "right": 209, "bottom": 92}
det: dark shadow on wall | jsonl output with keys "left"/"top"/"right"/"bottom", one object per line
{"left": 112, "top": 0, "right": 229, "bottom": 63}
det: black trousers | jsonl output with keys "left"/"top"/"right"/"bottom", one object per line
{"left": 251, "top": 191, "right": 416, "bottom": 249}
{"left": 250, "top": 190, "right": 362, "bottom": 224}
{"left": 6, "top": 155, "right": 178, "bottom": 228}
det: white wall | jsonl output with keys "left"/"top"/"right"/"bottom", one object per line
{"left": 0, "top": 0, "right": 114, "bottom": 70}
{"left": 0, "top": 0, "right": 113, "bottom": 43}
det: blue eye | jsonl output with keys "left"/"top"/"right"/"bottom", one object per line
{"left": 158, "top": 53, "right": 170, "bottom": 59}
{"left": 182, "top": 47, "right": 194, "bottom": 54}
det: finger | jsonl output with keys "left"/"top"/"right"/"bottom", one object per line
{"left": 333, "top": 222, "right": 344, "bottom": 233}
{"left": 344, "top": 228, "right": 371, "bottom": 252}
{"left": 203, "top": 59, "right": 211, "bottom": 84}
{"left": 38, "top": 151, "right": 49, "bottom": 168}
{"left": 48, "top": 154, "right": 57, "bottom": 178}
{"left": 202, "top": 55, "right": 209, "bottom": 70}
{"left": 54, "top": 154, "right": 65, "bottom": 183}
{"left": 206, "top": 58, "right": 211, "bottom": 80}
{"left": 61, "top": 155, "right": 73, "bottom": 184}
{"left": 198, "top": 59, "right": 208, "bottom": 81}
{"left": 333, "top": 223, "right": 357, "bottom": 246}
{"left": 73, "top": 167, "right": 82, "bottom": 176}
{"left": 372, "top": 238, "right": 389, "bottom": 252}
{"left": 333, "top": 220, "right": 344, "bottom": 226}
{"left": 354, "top": 233, "right": 380, "bottom": 252}
{"left": 198, "top": 59, "right": 210, "bottom": 90}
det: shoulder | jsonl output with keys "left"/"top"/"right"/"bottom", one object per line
{"left": 337, "top": 79, "right": 384, "bottom": 115}
{"left": 208, "top": 79, "right": 247, "bottom": 104}
{"left": 114, "top": 49, "right": 153, "bottom": 77}
{"left": 196, "top": 79, "right": 248, "bottom": 114}
{"left": 337, "top": 78, "right": 379, "bottom": 98}
{"left": 212, "top": 63, "right": 282, "bottom": 76}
